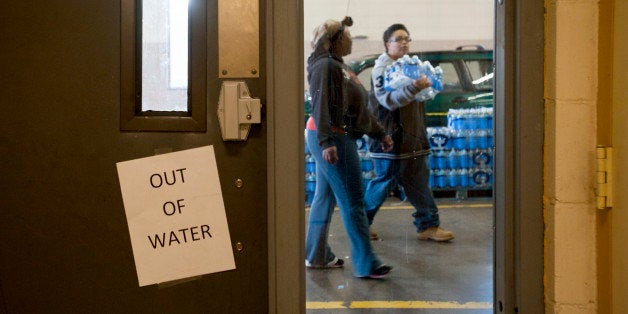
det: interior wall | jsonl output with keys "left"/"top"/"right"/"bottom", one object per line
{"left": 302, "top": 0, "right": 495, "bottom": 87}
{"left": 303, "top": 0, "right": 494, "bottom": 44}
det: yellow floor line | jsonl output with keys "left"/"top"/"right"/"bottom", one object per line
{"left": 307, "top": 300, "right": 493, "bottom": 309}
{"left": 306, "top": 203, "right": 492, "bottom": 211}
{"left": 380, "top": 203, "right": 492, "bottom": 210}
{"left": 306, "top": 301, "right": 348, "bottom": 309}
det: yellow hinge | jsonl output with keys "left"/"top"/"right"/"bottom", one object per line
{"left": 596, "top": 146, "right": 613, "bottom": 210}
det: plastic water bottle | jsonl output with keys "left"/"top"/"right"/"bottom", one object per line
{"left": 430, "top": 66, "right": 444, "bottom": 92}
{"left": 459, "top": 168, "right": 469, "bottom": 187}
{"left": 384, "top": 61, "right": 410, "bottom": 91}
{"left": 487, "top": 129, "right": 494, "bottom": 148}
{"left": 473, "top": 168, "right": 490, "bottom": 187}
{"left": 446, "top": 110, "right": 454, "bottom": 129}
{"left": 304, "top": 131, "right": 310, "bottom": 154}
{"left": 459, "top": 149, "right": 470, "bottom": 168}
{"left": 478, "top": 108, "right": 490, "bottom": 129}
{"left": 418, "top": 60, "right": 444, "bottom": 92}
{"left": 429, "top": 127, "right": 450, "bottom": 149}
{"left": 472, "top": 149, "right": 491, "bottom": 166}
{"left": 305, "top": 154, "right": 316, "bottom": 173}
{"left": 486, "top": 148, "right": 494, "bottom": 167}
{"left": 429, "top": 152, "right": 437, "bottom": 169}
{"left": 452, "top": 130, "right": 465, "bottom": 150}
{"left": 415, "top": 88, "right": 437, "bottom": 102}
{"left": 435, "top": 169, "right": 446, "bottom": 188}
{"left": 474, "top": 108, "right": 483, "bottom": 130}
{"left": 477, "top": 130, "right": 489, "bottom": 149}
{"left": 446, "top": 169, "right": 459, "bottom": 188}
{"left": 448, "top": 149, "right": 459, "bottom": 169}
{"left": 450, "top": 110, "right": 464, "bottom": 130}
{"left": 466, "top": 169, "right": 475, "bottom": 188}
{"left": 305, "top": 173, "right": 316, "bottom": 192}
{"left": 402, "top": 62, "right": 419, "bottom": 79}
{"left": 435, "top": 150, "right": 447, "bottom": 169}
{"left": 465, "top": 130, "right": 475, "bottom": 150}
{"left": 481, "top": 107, "right": 493, "bottom": 129}
{"left": 486, "top": 167, "right": 493, "bottom": 185}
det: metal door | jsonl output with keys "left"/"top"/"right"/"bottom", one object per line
{"left": 0, "top": 0, "right": 276, "bottom": 312}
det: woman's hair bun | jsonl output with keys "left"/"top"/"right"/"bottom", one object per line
{"left": 341, "top": 16, "right": 353, "bottom": 27}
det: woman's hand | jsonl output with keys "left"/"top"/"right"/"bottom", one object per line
{"left": 322, "top": 146, "right": 338, "bottom": 164}
{"left": 381, "top": 135, "right": 394, "bottom": 152}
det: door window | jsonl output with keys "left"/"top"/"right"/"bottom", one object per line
{"left": 121, "top": 0, "right": 206, "bottom": 131}
{"left": 141, "top": 0, "right": 189, "bottom": 112}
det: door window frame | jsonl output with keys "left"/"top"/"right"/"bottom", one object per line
{"left": 120, "top": 0, "right": 207, "bottom": 132}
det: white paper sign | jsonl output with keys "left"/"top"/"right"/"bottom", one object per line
{"left": 116, "top": 146, "right": 235, "bottom": 286}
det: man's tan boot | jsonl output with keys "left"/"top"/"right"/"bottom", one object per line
{"left": 417, "top": 227, "right": 454, "bottom": 242}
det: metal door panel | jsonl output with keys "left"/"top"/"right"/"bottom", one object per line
{"left": 0, "top": 0, "right": 268, "bottom": 312}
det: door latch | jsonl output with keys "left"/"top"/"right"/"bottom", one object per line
{"left": 596, "top": 145, "right": 613, "bottom": 210}
{"left": 217, "top": 81, "right": 262, "bottom": 141}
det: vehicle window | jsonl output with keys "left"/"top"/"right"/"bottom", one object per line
{"left": 466, "top": 60, "right": 494, "bottom": 91}
{"left": 437, "top": 61, "right": 462, "bottom": 92}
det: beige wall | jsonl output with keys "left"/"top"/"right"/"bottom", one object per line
{"left": 303, "top": 0, "right": 494, "bottom": 43}
{"left": 303, "top": 0, "right": 494, "bottom": 87}
{"left": 545, "top": 0, "right": 599, "bottom": 313}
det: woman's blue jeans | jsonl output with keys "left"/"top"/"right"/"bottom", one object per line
{"left": 305, "top": 129, "right": 382, "bottom": 277}
{"left": 364, "top": 156, "right": 441, "bottom": 232}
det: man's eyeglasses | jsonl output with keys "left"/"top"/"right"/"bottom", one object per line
{"left": 389, "top": 36, "right": 412, "bottom": 43}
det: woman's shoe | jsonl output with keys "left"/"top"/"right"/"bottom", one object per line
{"left": 305, "top": 257, "right": 344, "bottom": 269}
{"left": 367, "top": 264, "right": 392, "bottom": 279}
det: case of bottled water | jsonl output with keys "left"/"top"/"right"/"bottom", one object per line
{"left": 427, "top": 107, "right": 494, "bottom": 196}
{"left": 383, "top": 55, "right": 444, "bottom": 102}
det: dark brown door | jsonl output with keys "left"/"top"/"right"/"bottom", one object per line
{"left": 0, "top": 1, "right": 268, "bottom": 312}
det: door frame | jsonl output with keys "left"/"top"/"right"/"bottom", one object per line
{"left": 494, "top": 0, "right": 545, "bottom": 312}
{"left": 267, "top": 0, "right": 545, "bottom": 312}
{"left": 611, "top": 0, "right": 628, "bottom": 311}
{"left": 266, "top": 0, "right": 306, "bottom": 312}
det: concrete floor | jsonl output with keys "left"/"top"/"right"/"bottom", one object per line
{"left": 305, "top": 197, "right": 494, "bottom": 313}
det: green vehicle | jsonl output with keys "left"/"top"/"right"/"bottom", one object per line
{"left": 305, "top": 46, "right": 494, "bottom": 127}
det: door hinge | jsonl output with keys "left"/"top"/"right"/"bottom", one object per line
{"left": 596, "top": 146, "right": 613, "bottom": 210}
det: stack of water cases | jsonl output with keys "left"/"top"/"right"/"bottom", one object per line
{"left": 304, "top": 135, "right": 374, "bottom": 206}
{"left": 427, "top": 108, "right": 494, "bottom": 194}
{"left": 304, "top": 133, "right": 316, "bottom": 206}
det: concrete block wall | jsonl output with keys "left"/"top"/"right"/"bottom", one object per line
{"left": 545, "top": 0, "right": 599, "bottom": 313}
